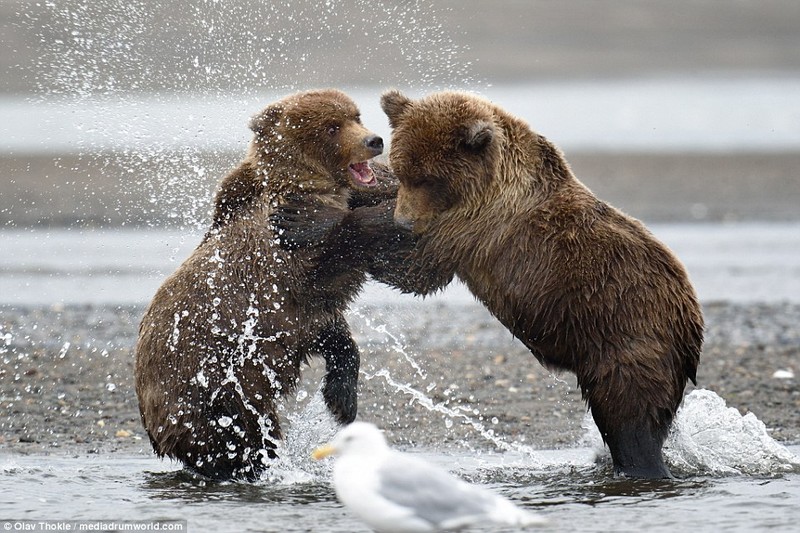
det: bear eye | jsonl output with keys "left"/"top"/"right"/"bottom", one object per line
{"left": 327, "top": 123, "right": 340, "bottom": 136}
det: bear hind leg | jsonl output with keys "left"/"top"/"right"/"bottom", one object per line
{"left": 586, "top": 374, "right": 676, "bottom": 479}
{"left": 176, "top": 387, "right": 283, "bottom": 481}
{"left": 594, "top": 410, "right": 673, "bottom": 479}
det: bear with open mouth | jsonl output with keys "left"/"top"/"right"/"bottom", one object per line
{"left": 135, "top": 89, "right": 412, "bottom": 481}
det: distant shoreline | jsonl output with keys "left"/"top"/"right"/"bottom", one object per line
{"left": 4, "top": 78, "right": 800, "bottom": 154}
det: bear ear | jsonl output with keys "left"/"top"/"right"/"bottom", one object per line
{"left": 462, "top": 120, "right": 494, "bottom": 152}
{"left": 249, "top": 103, "right": 283, "bottom": 137}
{"left": 381, "top": 90, "right": 412, "bottom": 128}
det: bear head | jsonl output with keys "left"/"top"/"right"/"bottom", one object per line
{"left": 381, "top": 90, "right": 503, "bottom": 234}
{"left": 250, "top": 89, "right": 384, "bottom": 192}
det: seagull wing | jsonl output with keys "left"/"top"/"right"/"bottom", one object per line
{"left": 376, "top": 452, "right": 499, "bottom": 529}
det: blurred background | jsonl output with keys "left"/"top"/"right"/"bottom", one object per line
{"left": 1, "top": 0, "right": 799, "bottom": 303}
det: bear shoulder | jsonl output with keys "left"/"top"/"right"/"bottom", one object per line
{"left": 210, "top": 158, "right": 265, "bottom": 230}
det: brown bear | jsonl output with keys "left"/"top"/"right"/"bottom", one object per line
{"left": 135, "top": 89, "right": 410, "bottom": 481}
{"left": 378, "top": 89, "right": 705, "bottom": 479}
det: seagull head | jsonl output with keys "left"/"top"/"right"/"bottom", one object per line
{"left": 312, "top": 421, "right": 389, "bottom": 460}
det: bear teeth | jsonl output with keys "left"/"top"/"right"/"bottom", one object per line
{"left": 348, "top": 162, "right": 377, "bottom": 186}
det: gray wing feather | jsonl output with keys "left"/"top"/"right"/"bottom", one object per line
{"left": 377, "top": 454, "right": 497, "bottom": 527}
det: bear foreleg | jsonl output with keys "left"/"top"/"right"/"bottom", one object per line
{"left": 316, "top": 314, "right": 360, "bottom": 424}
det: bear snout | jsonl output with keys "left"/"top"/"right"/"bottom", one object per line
{"left": 363, "top": 134, "right": 384, "bottom": 156}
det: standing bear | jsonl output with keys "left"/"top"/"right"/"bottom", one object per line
{"left": 379, "top": 90, "right": 704, "bottom": 479}
{"left": 135, "top": 89, "right": 410, "bottom": 481}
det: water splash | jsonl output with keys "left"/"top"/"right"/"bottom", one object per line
{"left": 25, "top": 1, "right": 477, "bottom": 230}
{"left": 32, "top": 0, "right": 476, "bottom": 98}
{"left": 665, "top": 389, "right": 800, "bottom": 476}
{"left": 264, "top": 389, "right": 340, "bottom": 484}
{"left": 348, "top": 307, "right": 426, "bottom": 379}
{"left": 581, "top": 389, "right": 800, "bottom": 476}
{"left": 362, "top": 367, "right": 540, "bottom": 459}
{"left": 350, "top": 307, "right": 542, "bottom": 460}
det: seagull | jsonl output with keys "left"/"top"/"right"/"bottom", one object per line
{"left": 312, "top": 422, "right": 548, "bottom": 532}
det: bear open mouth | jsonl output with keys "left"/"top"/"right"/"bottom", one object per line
{"left": 348, "top": 161, "right": 377, "bottom": 187}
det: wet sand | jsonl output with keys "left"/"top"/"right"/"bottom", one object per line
{"left": 1, "top": 301, "right": 798, "bottom": 458}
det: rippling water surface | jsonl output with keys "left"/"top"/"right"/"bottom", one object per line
{"left": 3, "top": 389, "right": 800, "bottom": 533}
{"left": 2, "top": 448, "right": 799, "bottom": 532}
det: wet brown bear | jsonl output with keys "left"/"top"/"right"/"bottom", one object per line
{"left": 380, "top": 90, "right": 704, "bottom": 479}
{"left": 135, "top": 89, "right": 406, "bottom": 481}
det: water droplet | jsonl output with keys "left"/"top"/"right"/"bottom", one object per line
{"left": 58, "top": 342, "right": 71, "bottom": 359}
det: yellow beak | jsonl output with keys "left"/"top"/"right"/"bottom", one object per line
{"left": 312, "top": 443, "right": 337, "bottom": 460}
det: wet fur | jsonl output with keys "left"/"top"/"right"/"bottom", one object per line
{"left": 381, "top": 90, "right": 704, "bottom": 479}
{"left": 135, "top": 89, "right": 410, "bottom": 480}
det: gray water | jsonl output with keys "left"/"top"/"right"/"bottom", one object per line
{"left": 2, "top": 441, "right": 799, "bottom": 532}
{"left": 1, "top": 223, "right": 799, "bottom": 306}
{"left": 3, "top": 78, "right": 800, "bottom": 154}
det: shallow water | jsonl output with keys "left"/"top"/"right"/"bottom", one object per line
{"left": 3, "top": 389, "right": 800, "bottom": 533}
{"left": 2, "top": 448, "right": 799, "bottom": 533}
{"left": 3, "top": 78, "right": 800, "bottom": 154}
{"left": 1, "top": 223, "right": 798, "bottom": 306}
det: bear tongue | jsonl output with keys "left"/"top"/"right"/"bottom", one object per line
{"left": 348, "top": 161, "right": 377, "bottom": 186}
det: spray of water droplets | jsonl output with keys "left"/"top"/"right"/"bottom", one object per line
{"left": 33, "top": 0, "right": 476, "bottom": 98}
{"left": 348, "top": 306, "right": 543, "bottom": 459}
{"left": 26, "top": 0, "right": 478, "bottom": 229}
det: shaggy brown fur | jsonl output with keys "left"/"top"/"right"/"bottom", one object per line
{"left": 135, "top": 89, "right": 408, "bottom": 481}
{"left": 380, "top": 90, "right": 704, "bottom": 479}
